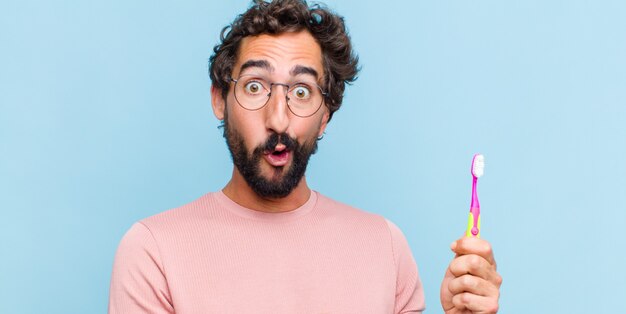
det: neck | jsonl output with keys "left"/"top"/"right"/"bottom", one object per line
{"left": 222, "top": 167, "right": 311, "bottom": 213}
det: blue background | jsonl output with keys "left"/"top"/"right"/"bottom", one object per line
{"left": 1, "top": 0, "right": 625, "bottom": 313}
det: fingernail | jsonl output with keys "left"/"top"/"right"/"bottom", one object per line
{"left": 450, "top": 241, "right": 457, "bottom": 251}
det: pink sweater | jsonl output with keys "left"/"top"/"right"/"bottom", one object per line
{"left": 109, "top": 191, "right": 425, "bottom": 313}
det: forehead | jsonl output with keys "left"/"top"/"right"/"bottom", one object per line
{"left": 233, "top": 30, "right": 323, "bottom": 78}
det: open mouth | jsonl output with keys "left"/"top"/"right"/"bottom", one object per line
{"left": 264, "top": 145, "right": 291, "bottom": 167}
{"left": 271, "top": 149, "right": 288, "bottom": 157}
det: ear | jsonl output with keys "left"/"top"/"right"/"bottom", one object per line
{"left": 317, "top": 109, "right": 330, "bottom": 138}
{"left": 211, "top": 85, "right": 226, "bottom": 120}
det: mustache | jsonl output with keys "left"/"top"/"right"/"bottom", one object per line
{"left": 260, "top": 132, "right": 297, "bottom": 152}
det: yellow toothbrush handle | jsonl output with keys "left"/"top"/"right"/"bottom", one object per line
{"left": 466, "top": 212, "right": 481, "bottom": 237}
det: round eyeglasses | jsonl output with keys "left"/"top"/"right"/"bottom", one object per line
{"left": 230, "top": 75, "right": 328, "bottom": 118}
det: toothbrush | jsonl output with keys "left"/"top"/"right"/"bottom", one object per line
{"left": 466, "top": 154, "right": 485, "bottom": 238}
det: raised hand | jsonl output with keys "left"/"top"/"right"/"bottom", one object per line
{"left": 440, "top": 237, "right": 502, "bottom": 314}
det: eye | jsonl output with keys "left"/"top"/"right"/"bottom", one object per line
{"left": 292, "top": 85, "right": 311, "bottom": 100}
{"left": 244, "top": 81, "right": 264, "bottom": 95}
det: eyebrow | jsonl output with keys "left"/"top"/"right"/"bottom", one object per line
{"left": 239, "top": 59, "right": 273, "bottom": 74}
{"left": 238, "top": 59, "right": 319, "bottom": 80}
{"left": 290, "top": 65, "right": 319, "bottom": 80}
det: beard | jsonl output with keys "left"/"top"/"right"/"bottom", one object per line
{"left": 222, "top": 112, "right": 319, "bottom": 199}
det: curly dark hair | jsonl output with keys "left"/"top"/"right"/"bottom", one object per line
{"left": 209, "top": 0, "right": 359, "bottom": 121}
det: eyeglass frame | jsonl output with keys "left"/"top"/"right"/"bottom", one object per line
{"left": 228, "top": 75, "right": 329, "bottom": 118}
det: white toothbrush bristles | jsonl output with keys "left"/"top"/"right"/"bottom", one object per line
{"left": 472, "top": 154, "right": 485, "bottom": 178}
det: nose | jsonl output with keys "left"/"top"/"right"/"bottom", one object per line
{"left": 264, "top": 83, "right": 290, "bottom": 134}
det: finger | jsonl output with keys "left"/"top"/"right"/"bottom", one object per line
{"left": 447, "top": 274, "right": 499, "bottom": 297}
{"left": 451, "top": 237, "right": 496, "bottom": 267}
{"left": 448, "top": 254, "right": 502, "bottom": 286}
{"left": 452, "top": 292, "right": 500, "bottom": 314}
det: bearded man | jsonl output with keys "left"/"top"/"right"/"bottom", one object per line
{"left": 109, "top": 1, "right": 502, "bottom": 313}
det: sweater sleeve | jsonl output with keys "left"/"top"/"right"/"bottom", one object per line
{"left": 386, "top": 219, "right": 426, "bottom": 314}
{"left": 109, "top": 222, "right": 175, "bottom": 314}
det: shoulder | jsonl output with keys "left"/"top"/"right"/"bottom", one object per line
{"left": 384, "top": 218, "right": 409, "bottom": 248}
{"left": 138, "top": 192, "right": 219, "bottom": 231}
{"left": 315, "top": 192, "right": 388, "bottom": 223}
{"left": 315, "top": 192, "right": 404, "bottom": 240}
{"left": 315, "top": 192, "right": 381, "bottom": 218}
{"left": 114, "top": 192, "right": 228, "bottom": 249}
{"left": 316, "top": 192, "right": 415, "bottom": 248}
